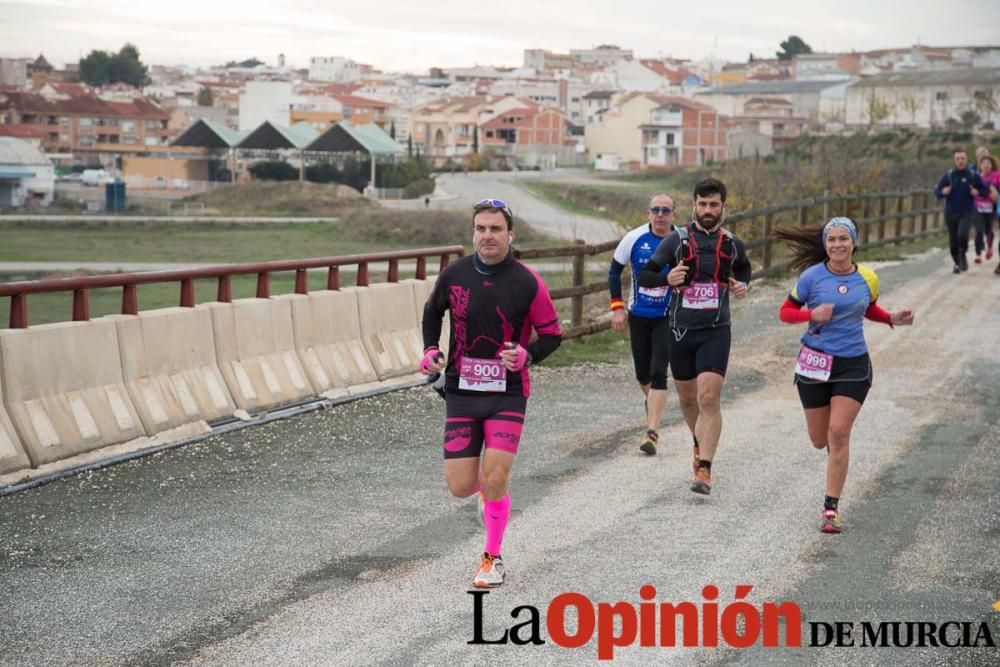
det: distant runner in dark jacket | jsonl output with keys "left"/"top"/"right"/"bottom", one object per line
{"left": 934, "top": 150, "right": 987, "bottom": 273}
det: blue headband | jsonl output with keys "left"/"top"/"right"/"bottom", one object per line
{"left": 823, "top": 217, "right": 857, "bottom": 245}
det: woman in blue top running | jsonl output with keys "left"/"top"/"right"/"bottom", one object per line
{"left": 775, "top": 217, "right": 914, "bottom": 534}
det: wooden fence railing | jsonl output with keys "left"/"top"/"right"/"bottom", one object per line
{"left": 0, "top": 188, "right": 943, "bottom": 339}
{"left": 515, "top": 188, "right": 943, "bottom": 340}
{"left": 0, "top": 247, "right": 464, "bottom": 329}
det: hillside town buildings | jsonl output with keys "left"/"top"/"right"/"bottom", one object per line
{"left": 0, "top": 40, "right": 996, "bottom": 199}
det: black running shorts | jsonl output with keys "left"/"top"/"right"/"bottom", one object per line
{"left": 628, "top": 313, "right": 671, "bottom": 390}
{"left": 669, "top": 326, "right": 731, "bottom": 381}
{"left": 795, "top": 352, "right": 872, "bottom": 409}
{"left": 442, "top": 393, "right": 528, "bottom": 459}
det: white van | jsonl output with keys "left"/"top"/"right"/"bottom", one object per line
{"left": 81, "top": 169, "right": 110, "bottom": 186}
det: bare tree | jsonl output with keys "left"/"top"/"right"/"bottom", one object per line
{"left": 898, "top": 95, "right": 924, "bottom": 127}
{"left": 864, "top": 93, "right": 894, "bottom": 128}
{"left": 973, "top": 85, "right": 999, "bottom": 127}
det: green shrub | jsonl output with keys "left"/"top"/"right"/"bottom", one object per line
{"left": 402, "top": 178, "right": 436, "bottom": 199}
{"left": 248, "top": 160, "right": 298, "bottom": 181}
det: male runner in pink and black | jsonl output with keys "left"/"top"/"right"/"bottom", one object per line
{"left": 421, "top": 198, "right": 561, "bottom": 588}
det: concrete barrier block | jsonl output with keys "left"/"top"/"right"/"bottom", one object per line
{"left": 112, "top": 307, "right": 237, "bottom": 431}
{"left": 356, "top": 282, "right": 424, "bottom": 380}
{"left": 279, "top": 290, "right": 381, "bottom": 398}
{"left": 0, "top": 319, "right": 147, "bottom": 466}
{"left": 0, "top": 372, "right": 30, "bottom": 476}
{"left": 205, "top": 299, "right": 316, "bottom": 412}
{"left": 407, "top": 277, "right": 450, "bottom": 355}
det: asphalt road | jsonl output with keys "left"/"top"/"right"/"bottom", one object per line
{"left": 434, "top": 171, "right": 624, "bottom": 243}
{"left": 1, "top": 248, "right": 998, "bottom": 666}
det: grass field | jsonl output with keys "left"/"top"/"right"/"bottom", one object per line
{"left": 0, "top": 207, "right": 555, "bottom": 264}
{"left": 0, "top": 221, "right": 405, "bottom": 263}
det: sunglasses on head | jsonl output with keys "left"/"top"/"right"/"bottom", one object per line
{"left": 474, "top": 198, "right": 513, "bottom": 223}
{"left": 648, "top": 206, "right": 673, "bottom": 215}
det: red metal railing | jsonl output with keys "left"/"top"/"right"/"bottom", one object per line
{"left": 0, "top": 246, "right": 464, "bottom": 328}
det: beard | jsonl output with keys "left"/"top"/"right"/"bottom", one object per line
{"left": 696, "top": 212, "right": 721, "bottom": 230}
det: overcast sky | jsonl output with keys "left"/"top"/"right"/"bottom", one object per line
{"left": 2, "top": 0, "right": 999, "bottom": 73}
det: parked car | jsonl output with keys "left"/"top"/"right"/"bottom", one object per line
{"left": 59, "top": 172, "right": 83, "bottom": 183}
{"left": 81, "top": 169, "right": 111, "bottom": 186}
{"left": 171, "top": 178, "right": 191, "bottom": 190}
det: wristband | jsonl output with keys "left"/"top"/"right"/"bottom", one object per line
{"left": 610, "top": 299, "right": 625, "bottom": 311}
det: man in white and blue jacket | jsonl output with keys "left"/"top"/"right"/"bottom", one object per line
{"left": 608, "top": 193, "right": 675, "bottom": 456}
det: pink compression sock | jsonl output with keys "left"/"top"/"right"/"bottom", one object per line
{"left": 483, "top": 492, "right": 511, "bottom": 557}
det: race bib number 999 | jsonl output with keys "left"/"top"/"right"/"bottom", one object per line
{"left": 795, "top": 345, "right": 833, "bottom": 381}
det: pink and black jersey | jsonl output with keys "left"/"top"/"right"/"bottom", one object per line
{"left": 422, "top": 252, "right": 562, "bottom": 398}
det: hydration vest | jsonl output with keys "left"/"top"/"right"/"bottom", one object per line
{"left": 674, "top": 223, "right": 737, "bottom": 286}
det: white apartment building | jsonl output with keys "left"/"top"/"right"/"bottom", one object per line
{"left": 0, "top": 57, "right": 29, "bottom": 88}
{"left": 486, "top": 78, "right": 592, "bottom": 124}
{"left": 589, "top": 60, "right": 670, "bottom": 93}
{"left": 845, "top": 68, "right": 1000, "bottom": 129}
{"left": 570, "top": 45, "right": 633, "bottom": 66}
{"left": 238, "top": 80, "right": 292, "bottom": 131}
{"left": 309, "top": 56, "right": 362, "bottom": 83}
{"left": 695, "top": 79, "right": 850, "bottom": 129}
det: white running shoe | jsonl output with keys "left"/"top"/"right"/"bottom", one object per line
{"left": 472, "top": 553, "right": 505, "bottom": 588}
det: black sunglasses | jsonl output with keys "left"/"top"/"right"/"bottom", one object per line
{"left": 649, "top": 206, "right": 673, "bottom": 215}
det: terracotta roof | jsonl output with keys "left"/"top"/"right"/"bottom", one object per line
{"left": 317, "top": 83, "right": 364, "bottom": 96}
{"left": 620, "top": 92, "right": 714, "bottom": 112}
{"left": 331, "top": 93, "right": 390, "bottom": 108}
{"left": 0, "top": 91, "right": 169, "bottom": 119}
{"left": 49, "top": 82, "right": 90, "bottom": 96}
{"left": 414, "top": 95, "right": 490, "bottom": 113}
{"left": 0, "top": 124, "right": 48, "bottom": 138}
{"left": 640, "top": 60, "right": 690, "bottom": 85}
{"left": 650, "top": 95, "right": 714, "bottom": 111}
{"left": 480, "top": 107, "right": 565, "bottom": 130}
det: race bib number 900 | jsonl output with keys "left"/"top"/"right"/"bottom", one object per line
{"left": 459, "top": 356, "right": 507, "bottom": 392}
